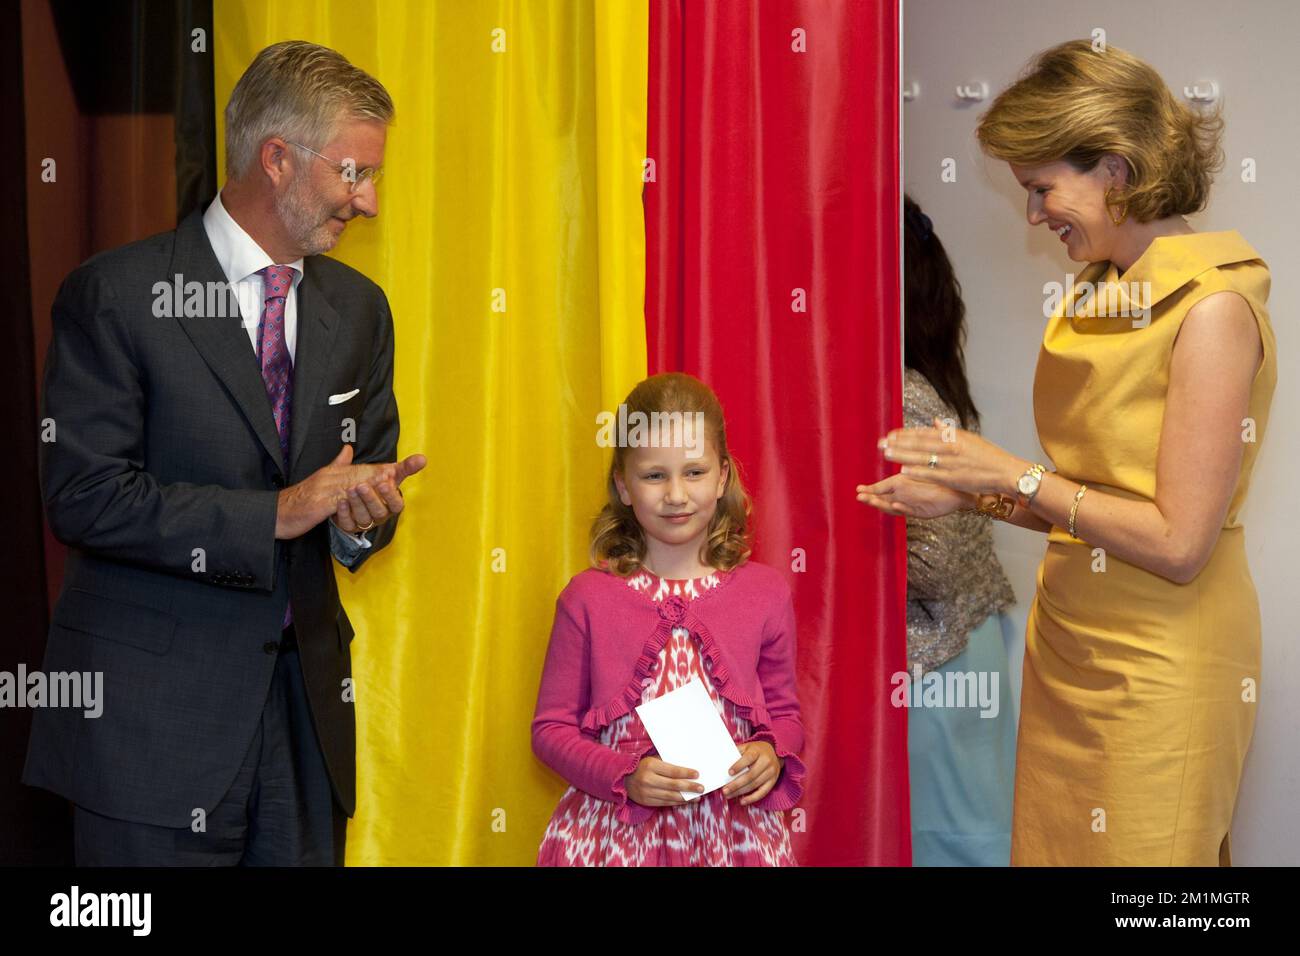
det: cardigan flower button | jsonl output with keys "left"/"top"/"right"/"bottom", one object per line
{"left": 659, "top": 595, "right": 688, "bottom": 624}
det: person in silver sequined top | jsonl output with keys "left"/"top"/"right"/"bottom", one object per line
{"left": 860, "top": 195, "right": 1015, "bottom": 672}
{"left": 902, "top": 368, "right": 1015, "bottom": 671}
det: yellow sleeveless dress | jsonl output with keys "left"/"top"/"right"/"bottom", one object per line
{"left": 1014, "top": 231, "right": 1277, "bottom": 866}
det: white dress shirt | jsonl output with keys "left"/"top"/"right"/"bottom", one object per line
{"left": 202, "top": 192, "right": 305, "bottom": 360}
{"left": 201, "top": 193, "right": 372, "bottom": 559}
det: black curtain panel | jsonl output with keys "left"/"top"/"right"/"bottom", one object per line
{"left": 50, "top": 0, "right": 216, "bottom": 221}
{"left": 175, "top": 0, "right": 218, "bottom": 220}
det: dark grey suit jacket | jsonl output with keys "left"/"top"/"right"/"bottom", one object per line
{"left": 24, "top": 208, "right": 401, "bottom": 826}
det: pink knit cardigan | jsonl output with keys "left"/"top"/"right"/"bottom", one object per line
{"left": 531, "top": 560, "right": 806, "bottom": 826}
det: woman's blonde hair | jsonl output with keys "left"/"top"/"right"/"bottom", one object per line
{"left": 975, "top": 39, "right": 1224, "bottom": 222}
{"left": 225, "top": 40, "right": 395, "bottom": 180}
{"left": 590, "top": 373, "right": 752, "bottom": 576}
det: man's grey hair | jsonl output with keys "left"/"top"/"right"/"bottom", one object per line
{"left": 224, "top": 40, "right": 395, "bottom": 180}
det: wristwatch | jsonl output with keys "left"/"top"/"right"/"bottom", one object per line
{"left": 1015, "top": 463, "right": 1048, "bottom": 506}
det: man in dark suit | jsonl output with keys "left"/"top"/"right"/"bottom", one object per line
{"left": 24, "top": 41, "right": 424, "bottom": 865}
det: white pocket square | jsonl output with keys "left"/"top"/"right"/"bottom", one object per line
{"left": 328, "top": 389, "right": 360, "bottom": 405}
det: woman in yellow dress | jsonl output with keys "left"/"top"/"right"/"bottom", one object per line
{"left": 860, "top": 40, "right": 1276, "bottom": 865}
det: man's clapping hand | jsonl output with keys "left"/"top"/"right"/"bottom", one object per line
{"left": 274, "top": 444, "right": 427, "bottom": 540}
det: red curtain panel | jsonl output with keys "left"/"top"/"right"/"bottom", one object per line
{"left": 644, "top": 0, "right": 907, "bottom": 866}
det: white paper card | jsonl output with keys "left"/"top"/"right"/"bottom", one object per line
{"left": 635, "top": 678, "right": 744, "bottom": 801}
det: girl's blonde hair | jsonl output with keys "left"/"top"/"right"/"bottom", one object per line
{"left": 975, "top": 39, "right": 1224, "bottom": 223}
{"left": 590, "top": 373, "right": 751, "bottom": 576}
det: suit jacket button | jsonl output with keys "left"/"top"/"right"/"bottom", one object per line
{"left": 272, "top": 475, "right": 285, "bottom": 488}
{"left": 263, "top": 641, "right": 279, "bottom": 654}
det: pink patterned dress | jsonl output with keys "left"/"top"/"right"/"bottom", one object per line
{"left": 537, "top": 568, "right": 797, "bottom": 866}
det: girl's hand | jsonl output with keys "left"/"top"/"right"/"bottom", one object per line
{"left": 878, "top": 416, "right": 1028, "bottom": 496}
{"left": 857, "top": 473, "right": 972, "bottom": 519}
{"left": 723, "top": 740, "right": 783, "bottom": 805}
{"left": 625, "top": 756, "right": 704, "bottom": 807}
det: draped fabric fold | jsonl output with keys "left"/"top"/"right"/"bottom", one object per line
{"left": 644, "top": 0, "right": 908, "bottom": 866}
{"left": 214, "top": 0, "right": 648, "bottom": 864}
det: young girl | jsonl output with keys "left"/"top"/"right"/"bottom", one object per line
{"left": 531, "top": 372, "right": 805, "bottom": 866}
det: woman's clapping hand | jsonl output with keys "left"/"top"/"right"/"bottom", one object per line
{"left": 857, "top": 472, "right": 971, "bottom": 519}
{"left": 876, "top": 417, "right": 1027, "bottom": 497}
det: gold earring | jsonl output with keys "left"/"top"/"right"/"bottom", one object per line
{"left": 1104, "top": 185, "right": 1129, "bottom": 226}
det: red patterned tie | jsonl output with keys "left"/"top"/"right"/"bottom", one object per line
{"left": 257, "top": 265, "right": 296, "bottom": 629}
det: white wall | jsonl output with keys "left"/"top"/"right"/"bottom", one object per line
{"left": 903, "top": 0, "right": 1299, "bottom": 865}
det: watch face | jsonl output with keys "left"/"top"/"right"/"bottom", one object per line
{"left": 1018, "top": 473, "right": 1039, "bottom": 496}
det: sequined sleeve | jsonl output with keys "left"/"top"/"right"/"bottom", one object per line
{"left": 901, "top": 368, "right": 1016, "bottom": 671}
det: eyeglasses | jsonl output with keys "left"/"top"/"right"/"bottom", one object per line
{"left": 286, "top": 140, "right": 383, "bottom": 193}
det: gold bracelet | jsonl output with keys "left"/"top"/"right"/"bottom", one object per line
{"left": 961, "top": 493, "right": 1016, "bottom": 520}
{"left": 1068, "top": 484, "right": 1088, "bottom": 538}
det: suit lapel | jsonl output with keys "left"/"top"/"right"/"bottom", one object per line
{"left": 170, "top": 211, "right": 288, "bottom": 475}
{"left": 289, "top": 259, "right": 341, "bottom": 477}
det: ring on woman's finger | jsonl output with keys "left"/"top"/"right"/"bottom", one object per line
{"left": 927, "top": 453, "right": 939, "bottom": 469}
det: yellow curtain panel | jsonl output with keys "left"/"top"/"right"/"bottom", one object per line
{"left": 214, "top": 0, "right": 649, "bottom": 864}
